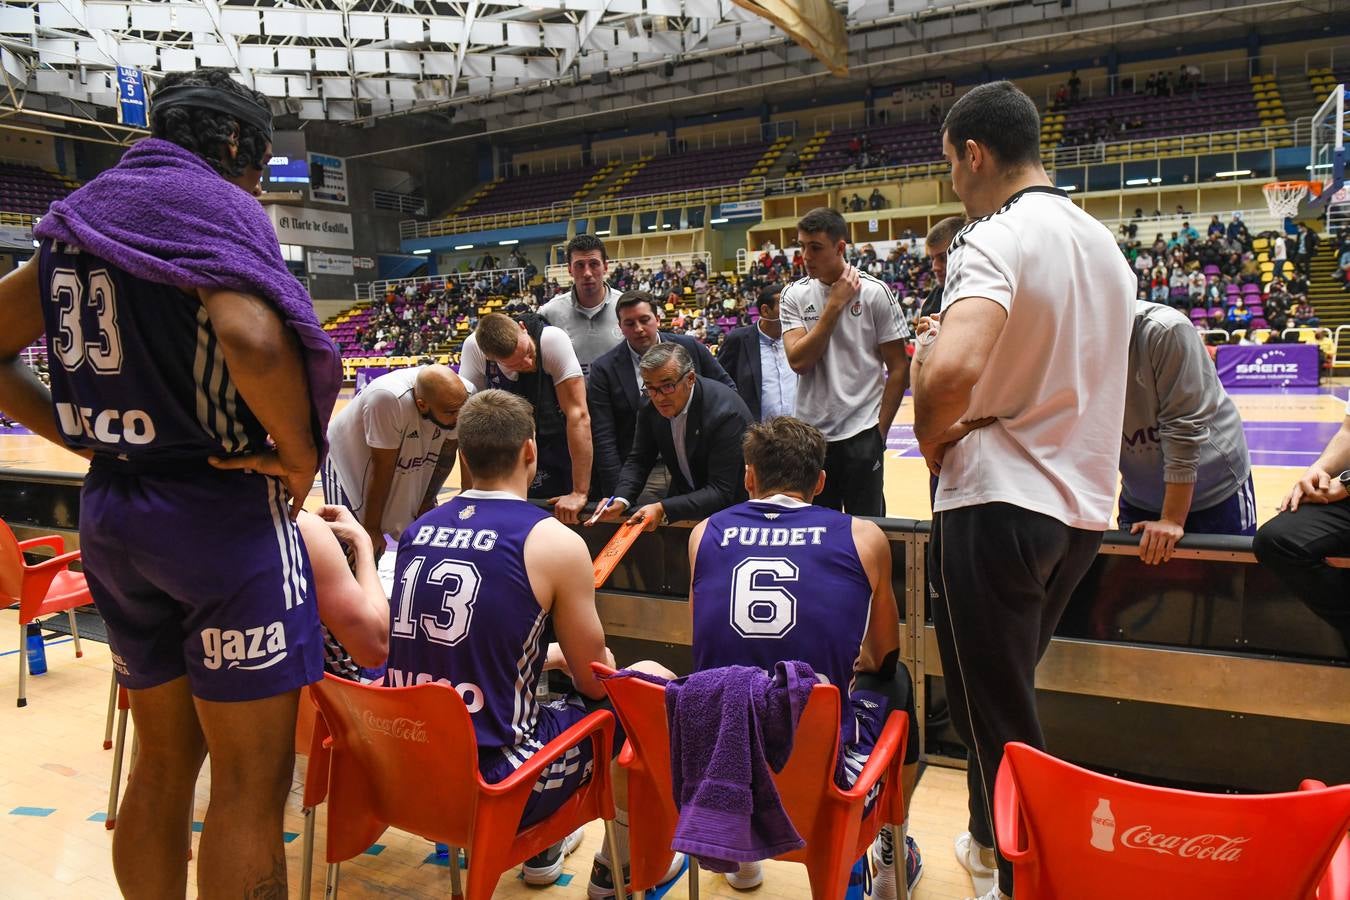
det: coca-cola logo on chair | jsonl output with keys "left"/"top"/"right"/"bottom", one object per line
{"left": 1089, "top": 797, "right": 1248, "bottom": 861}
{"left": 362, "top": 710, "right": 430, "bottom": 743}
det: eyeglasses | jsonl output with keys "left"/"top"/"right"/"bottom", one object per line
{"left": 641, "top": 374, "right": 690, "bottom": 397}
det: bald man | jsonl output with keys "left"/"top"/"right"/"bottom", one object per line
{"left": 324, "top": 365, "right": 473, "bottom": 553}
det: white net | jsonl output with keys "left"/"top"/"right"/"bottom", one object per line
{"left": 1262, "top": 182, "right": 1310, "bottom": 219}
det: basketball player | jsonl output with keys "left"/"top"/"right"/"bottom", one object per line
{"left": 686, "top": 417, "right": 923, "bottom": 898}
{"left": 319, "top": 364, "right": 471, "bottom": 554}
{"left": 915, "top": 81, "right": 1133, "bottom": 900}
{"left": 0, "top": 68, "right": 339, "bottom": 898}
{"left": 385, "top": 389, "right": 681, "bottom": 895}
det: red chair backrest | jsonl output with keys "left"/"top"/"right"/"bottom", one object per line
{"left": 0, "top": 518, "right": 23, "bottom": 602}
{"left": 599, "top": 667, "right": 873, "bottom": 888}
{"left": 311, "top": 673, "right": 483, "bottom": 861}
{"left": 996, "top": 742, "right": 1350, "bottom": 900}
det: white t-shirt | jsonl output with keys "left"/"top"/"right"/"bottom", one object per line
{"left": 326, "top": 367, "right": 474, "bottom": 538}
{"left": 935, "top": 186, "right": 1135, "bottom": 531}
{"left": 459, "top": 325, "right": 584, "bottom": 392}
{"left": 780, "top": 271, "right": 910, "bottom": 440}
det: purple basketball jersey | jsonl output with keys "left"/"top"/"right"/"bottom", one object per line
{"left": 37, "top": 239, "right": 266, "bottom": 460}
{"left": 385, "top": 491, "right": 553, "bottom": 750}
{"left": 692, "top": 498, "right": 872, "bottom": 698}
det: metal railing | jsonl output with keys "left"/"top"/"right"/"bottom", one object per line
{"left": 372, "top": 190, "right": 426, "bottom": 216}
{"left": 354, "top": 267, "right": 526, "bottom": 301}
{"left": 1047, "top": 121, "right": 1296, "bottom": 169}
{"left": 1333, "top": 325, "right": 1350, "bottom": 370}
{"left": 545, "top": 252, "right": 711, "bottom": 288}
{"left": 402, "top": 124, "right": 1304, "bottom": 241}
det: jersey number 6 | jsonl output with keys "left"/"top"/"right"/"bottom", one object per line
{"left": 730, "top": 557, "right": 799, "bottom": 639}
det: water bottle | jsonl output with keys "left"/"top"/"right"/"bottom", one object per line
{"left": 1091, "top": 797, "right": 1116, "bottom": 852}
{"left": 25, "top": 623, "right": 47, "bottom": 676}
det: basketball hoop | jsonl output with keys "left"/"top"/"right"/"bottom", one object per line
{"left": 1262, "top": 180, "right": 1321, "bottom": 219}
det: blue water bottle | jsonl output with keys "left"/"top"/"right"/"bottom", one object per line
{"left": 25, "top": 623, "right": 47, "bottom": 676}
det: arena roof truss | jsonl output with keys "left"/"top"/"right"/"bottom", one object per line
{"left": 0, "top": 0, "right": 1339, "bottom": 145}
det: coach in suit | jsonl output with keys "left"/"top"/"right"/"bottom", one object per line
{"left": 588, "top": 290, "right": 736, "bottom": 496}
{"left": 588, "top": 343, "right": 752, "bottom": 531}
{"left": 717, "top": 284, "right": 797, "bottom": 422}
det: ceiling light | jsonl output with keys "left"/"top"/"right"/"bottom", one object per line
{"left": 1214, "top": 169, "right": 1252, "bottom": 178}
{"left": 412, "top": 248, "right": 431, "bottom": 255}
{"left": 454, "top": 244, "right": 474, "bottom": 250}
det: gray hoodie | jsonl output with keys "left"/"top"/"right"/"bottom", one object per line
{"left": 1119, "top": 300, "right": 1251, "bottom": 514}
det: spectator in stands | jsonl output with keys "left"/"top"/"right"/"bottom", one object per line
{"left": 1225, "top": 299, "right": 1252, "bottom": 332}
{"left": 1207, "top": 215, "right": 1225, "bottom": 238}
{"left": 718, "top": 284, "right": 797, "bottom": 423}
{"left": 1340, "top": 243, "right": 1350, "bottom": 291}
{"left": 782, "top": 207, "right": 911, "bottom": 516}
{"left": 1180, "top": 220, "right": 1200, "bottom": 243}
{"left": 1253, "top": 412, "right": 1350, "bottom": 653}
{"left": 588, "top": 343, "right": 751, "bottom": 532}
{"left": 539, "top": 233, "right": 623, "bottom": 371}
{"left": 1186, "top": 269, "right": 1206, "bottom": 306}
{"left": 587, "top": 291, "right": 735, "bottom": 499}
{"left": 1294, "top": 222, "right": 1320, "bottom": 272}
{"left": 1120, "top": 300, "right": 1256, "bottom": 565}
{"left": 478, "top": 250, "right": 497, "bottom": 270}
{"left": 869, "top": 187, "right": 886, "bottom": 211}
{"left": 850, "top": 193, "right": 866, "bottom": 212}
{"left": 1068, "top": 69, "right": 1082, "bottom": 103}
{"left": 460, "top": 312, "right": 592, "bottom": 523}
{"left": 1294, "top": 296, "right": 1320, "bottom": 327}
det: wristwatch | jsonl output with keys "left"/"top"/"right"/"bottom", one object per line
{"left": 1339, "top": 470, "right": 1350, "bottom": 489}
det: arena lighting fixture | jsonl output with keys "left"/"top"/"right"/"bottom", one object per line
{"left": 412, "top": 248, "right": 432, "bottom": 255}
{"left": 647, "top": 225, "right": 659, "bottom": 230}
{"left": 498, "top": 239, "right": 520, "bottom": 245}
{"left": 1125, "top": 178, "right": 1150, "bottom": 186}
{"left": 1215, "top": 169, "right": 1253, "bottom": 178}
{"left": 454, "top": 244, "right": 474, "bottom": 250}
{"left": 662, "top": 223, "right": 672, "bottom": 229}
{"left": 709, "top": 217, "right": 729, "bottom": 224}
{"left": 1059, "top": 185, "right": 1078, "bottom": 191}
{"left": 594, "top": 230, "right": 611, "bottom": 236}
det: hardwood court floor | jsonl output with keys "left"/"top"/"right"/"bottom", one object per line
{"left": 0, "top": 621, "right": 980, "bottom": 900}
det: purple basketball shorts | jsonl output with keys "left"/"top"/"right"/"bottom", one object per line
{"left": 80, "top": 462, "right": 323, "bottom": 702}
{"left": 479, "top": 693, "right": 621, "bottom": 830}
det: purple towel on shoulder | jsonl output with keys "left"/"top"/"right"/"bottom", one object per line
{"left": 665, "top": 661, "right": 817, "bottom": 872}
{"left": 33, "top": 138, "right": 340, "bottom": 457}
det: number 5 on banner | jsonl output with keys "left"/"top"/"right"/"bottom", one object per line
{"left": 593, "top": 520, "right": 644, "bottom": 589}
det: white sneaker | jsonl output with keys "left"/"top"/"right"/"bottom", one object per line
{"left": 724, "top": 861, "right": 763, "bottom": 890}
{"left": 521, "top": 827, "right": 584, "bottom": 885}
{"left": 965, "top": 887, "right": 1010, "bottom": 900}
{"left": 954, "top": 831, "right": 997, "bottom": 896}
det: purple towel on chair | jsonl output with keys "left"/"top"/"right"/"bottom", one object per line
{"left": 665, "top": 661, "right": 817, "bottom": 872}
{"left": 33, "top": 138, "right": 341, "bottom": 457}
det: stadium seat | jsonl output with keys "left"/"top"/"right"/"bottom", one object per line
{"left": 2, "top": 518, "right": 94, "bottom": 708}
{"left": 993, "top": 742, "right": 1350, "bottom": 900}
{"left": 311, "top": 674, "right": 627, "bottom": 900}
{"left": 593, "top": 663, "right": 909, "bottom": 900}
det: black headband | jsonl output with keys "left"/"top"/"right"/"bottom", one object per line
{"left": 152, "top": 84, "right": 273, "bottom": 140}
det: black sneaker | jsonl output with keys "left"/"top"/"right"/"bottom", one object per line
{"left": 587, "top": 851, "right": 686, "bottom": 898}
{"left": 522, "top": 827, "right": 583, "bottom": 885}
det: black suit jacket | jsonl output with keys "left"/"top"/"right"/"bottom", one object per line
{"left": 613, "top": 377, "right": 752, "bottom": 522}
{"left": 588, "top": 333, "right": 736, "bottom": 495}
{"left": 717, "top": 324, "right": 763, "bottom": 421}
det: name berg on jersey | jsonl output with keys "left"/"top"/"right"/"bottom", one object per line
{"left": 56, "top": 403, "right": 156, "bottom": 445}
{"left": 409, "top": 525, "right": 499, "bottom": 551}
{"left": 720, "top": 525, "right": 828, "bottom": 547}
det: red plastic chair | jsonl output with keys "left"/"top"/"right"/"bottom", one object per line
{"left": 994, "top": 741, "right": 1350, "bottom": 900}
{"left": 295, "top": 685, "right": 335, "bottom": 899}
{"left": 1304, "top": 780, "right": 1350, "bottom": 900}
{"left": 1, "top": 518, "right": 94, "bottom": 707}
{"left": 310, "top": 673, "right": 627, "bottom": 900}
{"left": 593, "top": 663, "right": 908, "bottom": 900}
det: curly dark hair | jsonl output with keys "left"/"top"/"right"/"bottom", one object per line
{"left": 151, "top": 69, "right": 271, "bottom": 178}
